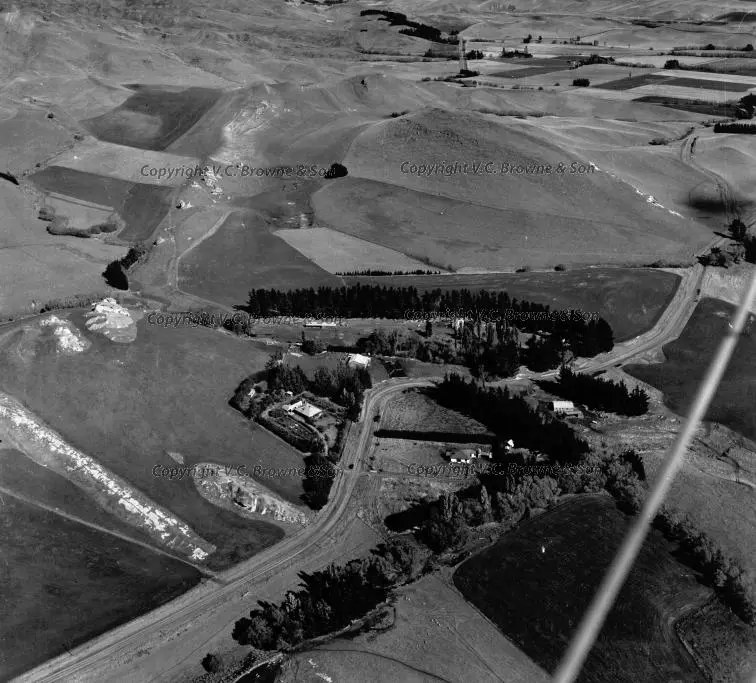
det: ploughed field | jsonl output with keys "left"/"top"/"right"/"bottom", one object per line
{"left": 0, "top": 449, "right": 201, "bottom": 681}
{"left": 454, "top": 495, "right": 709, "bottom": 683}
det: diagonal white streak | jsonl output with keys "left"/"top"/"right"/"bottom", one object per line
{"left": 553, "top": 268, "right": 756, "bottom": 683}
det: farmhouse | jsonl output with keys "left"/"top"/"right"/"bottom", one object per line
{"left": 346, "top": 353, "right": 371, "bottom": 368}
{"left": 284, "top": 399, "right": 323, "bottom": 420}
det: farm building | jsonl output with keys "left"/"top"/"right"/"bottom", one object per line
{"left": 444, "top": 447, "right": 492, "bottom": 463}
{"left": 540, "top": 400, "right": 583, "bottom": 418}
{"left": 284, "top": 399, "right": 323, "bottom": 420}
{"left": 346, "top": 353, "right": 371, "bottom": 368}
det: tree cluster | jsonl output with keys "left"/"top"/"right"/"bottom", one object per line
{"left": 245, "top": 284, "right": 614, "bottom": 366}
{"left": 434, "top": 373, "right": 590, "bottom": 463}
{"left": 359, "top": 9, "right": 457, "bottom": 44}
{"left": 499, "top": 48, "right": 533, "bottom": 59}
{"left": 550, "top": 366, "right": 650, "bottom": 415}
{"left": 301, "top": 454, "right": 336, "bottom": 510}
{"left": 465, "top": 49, "right": 484, "bottom": 59}
{"left": 654, "top": 506, "right": 756, "bottom": 625}
{"left": 102, "top": 243, "right": 149, "bottom": 290}
{"left": 713, "top": 122, "right": 756, "bottom": 134}
{"left": 572, "top": 78, "right": 590, "bottom": 86}
{"left": 301, "top": 334, "right": 327, "bottom": 355}
{"left": 417, "top": 448, "right": 645, "bottom": 551}
{"left": 232, "top": 538, "right": 431, "bottom": 650}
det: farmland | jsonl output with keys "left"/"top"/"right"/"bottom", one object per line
{"left": 454, "top": 495, "right": 710, "bottom": 682}
{"left": 0, "top": 449, "right": 200, "bottom": 681}
{"left": 29, "top": 166, "right": 175, "bottom": 241}
{"left": 275, "top": 227, "right": 438, "bottom": 274}
{"left": 344, "top": 268, "right": 680, "bottom": 342}
{"left": 279, "top": 573, "right": 549, "bottom": 683}
{"left": 380, "top": 387, "right": 493, "bottom": 437}
{"left": 0, "top": 314, "right": 303, "bottom": 570}
{"left": 83, "top": 85, "right": 222, "bottom": 151}
{"left": 626, "top": 297, "right": 756, "bottom": 442}
{"left": 314, "top": 108, "right": 712, "bottom": 272}
{"left": 178, "top": 211, "right": 340, "bottom": 305}
{"left": 599, "top": 73, "right": 754, "bottom": 91}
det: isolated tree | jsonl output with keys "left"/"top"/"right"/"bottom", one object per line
{"left": 324, "top": 162, "right": 348, "bottom": 179}
{"left": 425, "top": 320, "right": 433, "bottom": 337}
{"left": 201, "top": 654, "right": 221, "bottom": 673}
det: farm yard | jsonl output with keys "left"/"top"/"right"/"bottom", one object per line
{"left": 454, "top": 495, "right": 710, "bottom": 683}
{"left": 0, "top": 448, "right": 201, "bottom": 681}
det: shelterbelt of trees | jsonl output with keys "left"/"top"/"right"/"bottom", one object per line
{"left": 242, "top": 285, "right": 614, "bottom": 377}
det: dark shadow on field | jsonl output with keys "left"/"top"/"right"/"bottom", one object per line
{"left": 83, "top": 85, "right": 222, "bottom": 151}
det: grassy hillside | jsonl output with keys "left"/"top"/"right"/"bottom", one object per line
{"left": 313, "top": 108, "right": 712, "bottom": 270}
{"left": 454, "top": 495, "right": 709, "bottom": 682}
{"left": 0, "top": 316, "right": 299, "bottom": 569}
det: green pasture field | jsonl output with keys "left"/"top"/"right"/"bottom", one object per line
{"left": 0, "top": 316, "right": 306, "bottom": 570}
{"left": 345, "top": 268, "right": 680, "bottom": 342}
{"left": 454, "top": 495, "right": 709, "bottom": 682}
{"left": 626, "top": 297, "right": 756, "bottom": 441}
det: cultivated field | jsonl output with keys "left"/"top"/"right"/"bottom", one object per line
{"left": 49, "top": 138, "right": 201, "bottom": 186}
{"left": 0, "top": 449, "right": 200, "bottom": 681}
{"left": 454, "top": 495, "right": 710, "bottom": 682}
{"left": 0, "top": 315, "right": 301, "bottom": 569}
{"left": 178, "top": 211, "right": 340, "bottom": 305}
{"left": 275, "top": 227, "right": 439, "bottom": 274}
{"left": 279, "top": 573, "right": 549, "bottom": 683}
